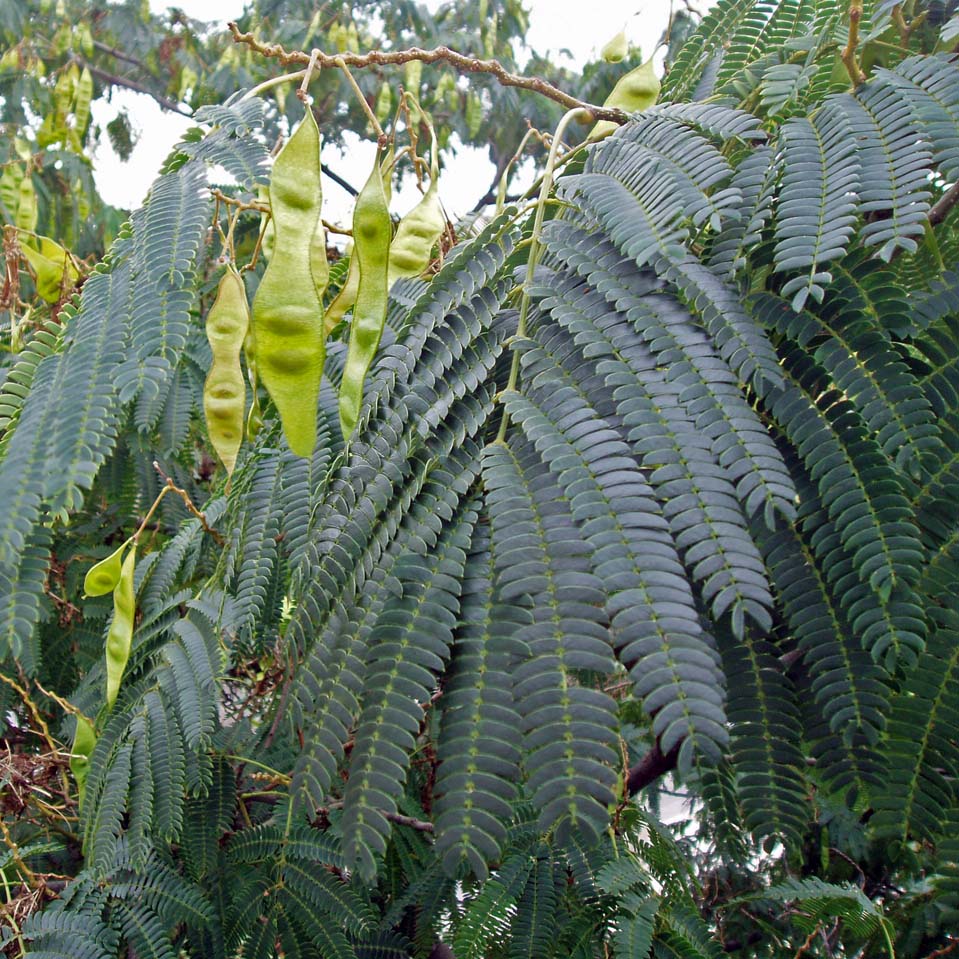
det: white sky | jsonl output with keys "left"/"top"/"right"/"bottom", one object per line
{"left": 91, "top": 0, "right": 672, "bottom": 221}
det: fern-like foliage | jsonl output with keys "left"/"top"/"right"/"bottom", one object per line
{"left": 5, "top": 2, "right": 959, "bottom": 957}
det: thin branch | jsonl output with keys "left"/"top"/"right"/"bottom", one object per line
{"left": 471, "top": 188, "right": 521, "bottom": 212}
{"left": 626, "top": 739, "right": 681, "bottom": 795}
{"left": 334, "top": 56, "right": 386, "bottom": 143}
{"left": 891, "top": 4, "right": 910, "bottom": 45}
{"left": 319, "top": 800, "right": 434, "bottom": 832}
{"left": 929, "top": 180, "right": 959, "bottom": 226}
{"left": 841, "top": 0, "right": 866, "bottom": 86}
{"left": 923, "top": 938, "right": 959, "bottom": 959}
{"left": 0, "top": 673, "right": 59, "bottom": 756}
{"left": 91, "top": 39, "right": 147, "bottom": 69}
{"left": 383, "top": 810, "right": 434, "bottom": 832}
{"left": 83, "top": 62, "right": 192, "bottom": 117}
{"left": 228, "top": 23, "right": 628, "bottom": 124}
{"left": 151, "top": 462, "right": 226, "bottom": 544}
{"left": 792, "top": 925, "right": 822, "bottom": 959}
{"left": 321, "top": 161, "right": 360, "bottom": 197}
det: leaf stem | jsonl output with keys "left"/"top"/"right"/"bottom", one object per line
{"left": 238, "top": 69, "right": 307, "bottom": 102}
{"left": 334, "top": 57, "right": 386, "bottom": 143}
{"left": 496, "top": 108, "right": 588, "bottom": 442}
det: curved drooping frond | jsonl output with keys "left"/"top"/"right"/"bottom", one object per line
{"left": 830, "top": 89, "right": 931, "bottom": 261}
{"left": 756, "top": 509, "right": 888, "bottom": 792}
{"left": 718, "top": 628, "right": 808, "bottom": 851}
{"left": 483, "top": 435, "right": 619, "bottom": 841}
{"left": 871, "top": 601, "right": 959, "bottom": 843}
{"left": 765, "top": 351, "right": 925, "bottom": 667}
{"left": 76, "top": 595, "right": 226, "bottom": 870}
{"left": 773, "top": 110, "right": 860, "bottom": 310}
{"left": 342, "top": 498, "right": 476, "bottom": 877}
{"left": 432, "top": 525, "right": 528, "bottom": 879}
{"left": 287, "top": 218, "right": 518, "bottom": 831}
{"left": 227, "top": 452, "right": 283, "bottom": 640}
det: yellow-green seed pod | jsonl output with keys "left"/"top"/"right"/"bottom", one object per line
{"left": 257, "top": 183, "right": 275, "bottom": 261}
{"left": 465, "top": 89, "right": 483, "bottom": 138}
{"left": 105, "top": 545, "right": 136, "bottom": 710}
{"left": 83, "top": 540, "right": 130, "bottom": 597}
{"left": 20, "top": 235, "right": 78, "bottom": 303}
{"left": 72, "top": 66, "right": 93, "bottom": 148}
{"left": 590, "top": 56, "right": 660, "bottom": 140}
{"left": 388, "top": 112, "right": 445, "bottom": 286}
{"left": 601, "top": 28, "right": 628, "bottom": 63}
{"left": 404, "top": 61, "right": 423, "bottom": 126}
{"left": 346, "top": 22, "right": 360, "bottom": 53}
{"left": 70, "top": 713, "right": 96, "bottom": 807}
{"left": 243, "top": 324, "right": 263, "bottom": 441}
{"left": 375, "top": 82, "right": 393, "bottom": 124}
{"left": 15, "top": 174, "right": 37, "bottom": 233}
{"left": 252, "top": 108, "right": 328, "bottom": 457}
{"left": 388, "top": 184, "right": 444, "bottom": 286}
{"left": 324, "top": 152, "right": 391, "bottom": 334}
{"left": 339, "top": 149, "right": 392, "bottom": 439}
{"left": 204, "top": 266, "right": 250, "bottom": 476}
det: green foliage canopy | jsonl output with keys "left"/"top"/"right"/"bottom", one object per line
{"left": 3, "top": 1, "right": 959, "bottom": 957}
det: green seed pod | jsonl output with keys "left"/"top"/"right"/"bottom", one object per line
{"left": 339, "top": 150, "right": 392, "bottom": 439}
{"left": 105, "top": 544, "right": 136, "bottom": 710}
{"left": 323, "top": 152, "right": 391, "bottom": 334}
{"left": 204, "top": 266, "right": 250, "bottom": 476}
{"left": 375, "top": 82, "right": 393, "bottom": 124}
{"left": 83, "top": 539, "right": 130, "bottom": 597}
{"left": 590, "top": 56, "right": 660, "bottom": 140}
{"left": 243, "top": 323, "right": 263, "bottom": 441}
{"left": 251, "top": 108, "right": 328, "bottom": 457}
{"left": 15, "top": 174, "right": 37, "bottom": 233}
{"left": 20, "top": 235, "right": 78, "bottom": 303}
{"left": 388, "top": 111, "right": 445, "bottom": 286}
{"left": 70, "top": 65, "right": 93, "bottom": 152}
{"left": 70, "top": 713, "right": 97, "bottom": 807}
{"left": 388, "top": 184, "right": 444, "bottom": 285}
{"left": 601, "top": 28, "right": 629, "bottom": 63}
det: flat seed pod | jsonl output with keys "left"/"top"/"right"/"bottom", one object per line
{"left": 252, "top": 107, "right": 328, "bottom": 457}
{"left": 204, "top": 265, "right": 250, "bottom": 476}
{"left": 83, "top": 539, "right": 130, "bottom": 597}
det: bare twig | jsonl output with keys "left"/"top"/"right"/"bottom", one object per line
{"left": 82, "top": 62, "right": 192, "bottom": 117}
{"left": 383, "top": 810, "right": 434, "bottom": 832}
{"left": 320, "top": 160, "right": 360, "bottom": 197}
{"left": 150, "top": 463, "right": 225, "bottom": 545}
{"left": 929, "top": 180, "right": 959, "bottom": 227}
{"left": 228, "top": 23, "right": 628, "bottom": 124}
{"left": 92, "top": 39, "right": 147, "bottom": 69}
{"left": 792, "top": 925, "right": 822, "bottom": 959}
{"left": 922, "top": 937, "right": 959, "bottom": 959}
{"left": 318, "top": 800, "right": 434, "bottom": 832}
{"left": 0, "top": 673, "right": 59, "bottom": 757}
{"left": 626, "top": 739, "right": 681, "bottom": 795}
{"left": 841, "top": 0, "right": 866, "bottom": 86}
{"left": 334, "top": 56, "right": 386, "bottom": 143}
{"left": 892, "top": 4, "right": 910, "bottom": 44}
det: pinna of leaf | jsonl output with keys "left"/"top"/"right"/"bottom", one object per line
{"left": 251, "top": 102, "right": 328, "bottom": 457}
